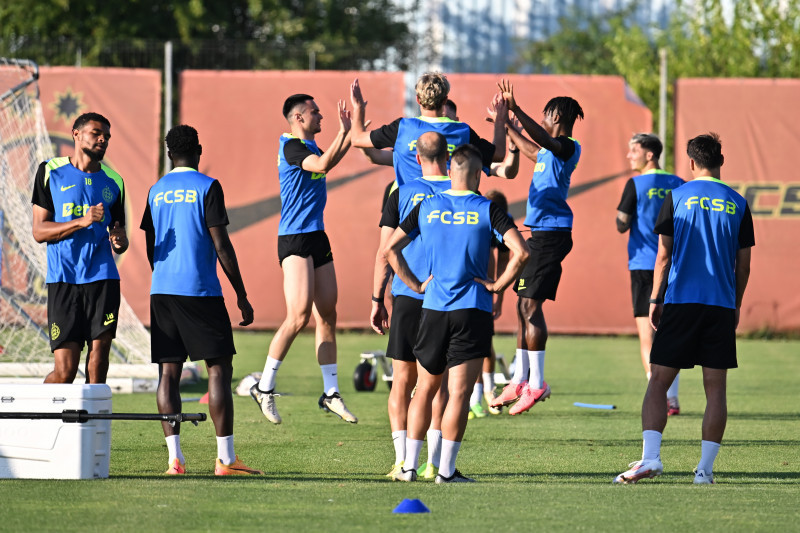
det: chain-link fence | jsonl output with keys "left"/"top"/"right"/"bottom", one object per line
{"left": 0, "top": 37, "right": 406, "bottom": 71}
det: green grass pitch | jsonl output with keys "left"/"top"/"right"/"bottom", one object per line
{"left": 1, "top": 332, "right": 798, "bottom": 532}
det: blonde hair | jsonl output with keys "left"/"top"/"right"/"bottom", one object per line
{"left": 415, "top": 72, "right": 450, "bottom": 111}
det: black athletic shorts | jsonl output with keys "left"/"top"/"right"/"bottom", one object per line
{"left": 277, "top": 230, "right": 333, "bottom": 268}
{"left": 47, "top": 280, "right": 120, "bottom": 351}
{"left": 150, "top": 295, "right": 236, "bottom": 363}
{"left": 514, "top": 231, "right": 573, "bottom": 300}
{"left": 630, "top": 270, "right": 654, "bottom": 318}
{"left": 386, "top": 295, "right": 423, "bottom": 362}
{"left": 413, "top": 308, "right": 493, "bottom": 375}
{"left": 650, "top": 303, "right": 737, "bottom": 369}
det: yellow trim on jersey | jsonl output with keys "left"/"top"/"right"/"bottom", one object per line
{"left": 100, "top": 163, "right": 125, "bottom": 195}
{"left": 43, "top": 157, "right": 70, "bottom": 187}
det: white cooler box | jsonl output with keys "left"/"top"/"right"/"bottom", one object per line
{"left": 0, "top": 384, "right": 112, "bottom": 479}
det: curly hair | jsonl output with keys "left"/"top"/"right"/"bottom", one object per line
{"left": 415, "top": 72, "right": 450, "bottom": 111}
{"left": 165, "top": 124, "right": 200, "bottom": 158}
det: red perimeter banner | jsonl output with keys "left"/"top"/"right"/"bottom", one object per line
{"left": 675, "top": 78, "right": 800, "bottom": 332}
{"left": 181, "top": 71, "right": 651, "bottom": 333}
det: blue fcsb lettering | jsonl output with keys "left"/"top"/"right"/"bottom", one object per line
{"left": 154, "top": 189, "right": 198, "bottom": 206}
{"left": 425, "top": 210, "right": 479, "bottom": 224}
{"left": 684, "top": 196, "right": 736, "bottom": 214}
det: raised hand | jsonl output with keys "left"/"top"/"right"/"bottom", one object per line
{"left": 350, "top": 78, "right": 367, "bottom": 109}
{"left": 338, "top": 99, "right": 352, "bottom": 132}
{"left": 497, "top": 79, "right": 517, "bottom": 111}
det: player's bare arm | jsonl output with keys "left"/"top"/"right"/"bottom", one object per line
{"left": 489, "top": 93, "right": 507, "bottom": 162}
{"left": 498, "top": 79, "right": 563, "bottom": 155}
{"left": 349, "top": 78, "right": 374, "bottom": 148}
{"left": 301, "top": 100, "right": 352, "bottom": 174}
{"left": 384, "top": 228, "right": 431, "bottom": 294}
{"left": 32, "top": 203, "right": 103, "bottom": 243}
{"left": 489, "top": 118, "right": 522, "bottom": 179}
{"left": 474, "top": 227, "right": 529, "bottom": 293}
{"left": 209, "top": 224, "right": 254, "bottom": 326}
{"left": 734, "top": 246, "right": 752, "bottom": 328}
{"left": 616, "top": 211, "right": 632, "bottom": 233}
{"left": 109, "top": 221, "right": 128, "bottom": 254}
{"left": 649, "top": 234, "right": 673, "bottom": 330}
{"left": 370, "top": 225, "right": 395, "bottom": 335}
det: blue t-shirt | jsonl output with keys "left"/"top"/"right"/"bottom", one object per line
{"left": 399, "top": 190, "right": 517, "bottom": 312}
{"left": 141, "top": 167, "right": 228, "bottom": 297}
{"left": 380, "top": 176, "right": 451, "bottom": 300}
{"left": 370, "top": 117, "right": 495, "bottom": 187}
{"left": 31, "top": 157, "right": 125, "bottom": 284}
{"left": 618, "top": 169, "right": 685, "bottom": 270}
{"left": 277, "top": 134, "right": 327, "bottom": 235}
{"left": 524, "top": 137, "right": 581, "bottom": 231}
{"left": 654, "top": 177, "right": 755, "bottom": 308}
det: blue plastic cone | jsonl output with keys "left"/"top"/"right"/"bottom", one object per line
{"left": 392, "top": 498, "right": 430, "bottom": 514}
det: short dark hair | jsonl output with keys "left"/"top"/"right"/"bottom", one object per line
{"left": 485, "top": 189, "right": 508, "bottom": 212}
{"left": 166, "top": 124, "right": 200, "bottom": 158}
{"left": 450, "top": 144, "right": 482, "bottom": 177}
{"left": 283, "top": 94, "right": 314, "bottom": 119}
{"left": 630, "top": 133, "right": 663, "bottom": 161}
{"left": 72, "top": 112, "right": 110, "bottom": 130}
{"left": 687, "top": 132, "right": 723, "bottom": 170}
{"left": 543, "top": 97, "right": 584, "bottom": 128}
{"left": 417, "top": 131, "right": 448, "bottom": 163}
{"left": 445, "top": 99, "right": 457, "bottom": 114}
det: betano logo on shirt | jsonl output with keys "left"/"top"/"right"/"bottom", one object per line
{"left": 153, "top": 189, "right": 198, "bottom": 206}
{"left": 426, "top": 210, "right": 479, "bottom": 225}
{"left": 62, "top": 202, "right": 104, "bottom": 221}
{"left": 684, "top": 196, "right": 737, "bottom": 214}
{"left": 407, "top": 139, "right": 456, "bottom": 154}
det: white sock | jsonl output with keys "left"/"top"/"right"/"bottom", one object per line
{"left": 259, "top": 357, "right": 282, "bottom": 392}
{"left": 511, "top": 349, "right": 529, "bottom": 383}
{"left": 697, "top": 440, "right": 721, "bottom": 473}
{"left": 426, "top": 429, "right": 442, "bottom": 467}
{"left": 642, "top": 430, "right": 663, "bottom": 461}
{"left": 482, "top": 371, "right": 494, "bottom": 393}
{"left": 528, "top": 350, "right": 545, "bottom": 389}
{"left": 320, "top": 364, "right": 339, "bottom": 396}
{"left": 438, "top": 439, "right": 462, "bottom": 479}
{"left": 165, "top": 434, "right": 184, "bottom": 464}
{"left": 667, "top": 373, "right": 680, "bottom": 400}
{"left": 404, "top": 438, "right": 424, "bottom": 471}
{"left": 392, "top": 430, "right": 406, "bottom": 465}
{"left": 216, "top": 435, "right": 235, "bottom": 465}
{"left": 470, "top": 383, "right": 483, "bottom": 407}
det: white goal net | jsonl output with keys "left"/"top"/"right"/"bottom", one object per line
{"left": 0, "top": 57, "right": 153, "bottom": 382}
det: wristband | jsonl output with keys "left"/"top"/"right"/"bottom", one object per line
{"left": 509, "top": 148, "right": 520, "bottom": 153}
{"left": 371, "top": 295, "right": 383, "bottom": 303}
{"left": 648, "top": 298, "right": 663, "bottom": 304}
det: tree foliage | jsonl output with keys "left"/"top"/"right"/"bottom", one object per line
{"left": 517, "top": 0, "right": 800, "bottom": 169}
{"left": 0, "top": 0, "right": 415, "bottom": 70}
